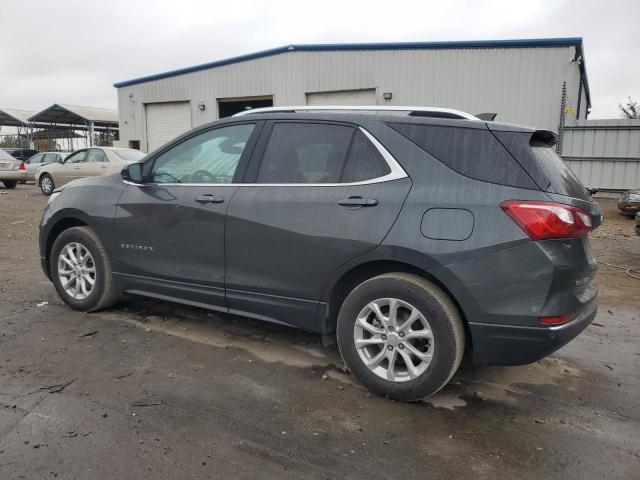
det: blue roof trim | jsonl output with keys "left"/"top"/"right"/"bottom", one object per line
{"left": 114, "top": 37, "right": 586, "bottom": 93}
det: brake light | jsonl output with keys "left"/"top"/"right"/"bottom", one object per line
{"left": 18, "top": 162, "right": 25, "bottom": 171}
{"left": 500, "top": 200, "right": 592, "bottom": 240}
{"left": 539, "top": 313, "right": 574, "bottom": 325}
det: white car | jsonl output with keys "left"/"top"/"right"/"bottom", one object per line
{"left": 36, "top": 147, "right": 146, "bottom": 195}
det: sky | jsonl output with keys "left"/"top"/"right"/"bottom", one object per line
{"left": 0, "top": 0, "right": 639, "bottom": 119}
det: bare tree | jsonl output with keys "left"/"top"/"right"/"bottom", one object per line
{"left": 619, "top": 97, "right": 640, "bottom": 119}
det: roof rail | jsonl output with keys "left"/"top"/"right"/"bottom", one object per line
{"left": 233, "top": 105, "right": 479, "bottom": 120}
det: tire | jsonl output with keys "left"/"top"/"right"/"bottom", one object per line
{"left": 3, "top": 181, "right": 17, "bottom": 189}
{"left": 50, "top": 226, "right": 119, "bottom": 312}
{"left": 336, "top": 273, "right": 465, "bottom": 402}
{"left": 39, "top": 174, "right": 55, "bottom": 196}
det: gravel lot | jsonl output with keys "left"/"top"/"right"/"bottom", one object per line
{"left": 0, "top": 184, "right": 639, "bottom": 479}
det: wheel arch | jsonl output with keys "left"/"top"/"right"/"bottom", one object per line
{"left": 42, "top": 213, "right": 91, "bottom": 278}
{"left": 321, "top": 258, "right": 472, "bottom": 352}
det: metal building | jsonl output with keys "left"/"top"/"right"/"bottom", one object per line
{"left": 114, "top": 38, "right": 590, "bottom": 153}
{"left": 562, "top": 119, "right": 640, "bottom": 191}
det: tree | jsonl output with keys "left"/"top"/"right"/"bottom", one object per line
{"left": 619, "top": 97, "right": 640, "bottom": 119}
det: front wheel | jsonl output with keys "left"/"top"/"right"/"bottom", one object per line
{"left": 39, "top": 174, "right": 55, "bottom": 195}
{"left": 337, "top": 273, "right": 465, "bottom": 401}
{"left": 50, "top": 226, "right": 119, "bottom": 312}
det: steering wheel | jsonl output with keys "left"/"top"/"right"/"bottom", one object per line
{"left": 191, "top": 170, "right": 219, "bottom": 183}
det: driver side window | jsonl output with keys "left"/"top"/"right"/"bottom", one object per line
{"left": 151, "top": 123, "right": 255, "bottom": 184}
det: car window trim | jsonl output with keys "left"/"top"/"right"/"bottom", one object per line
{"left": 126, "top": 124, "right": 407, "bottom": 188}
{"left": 124, "top": 122, "right": 409, "bottom": 187}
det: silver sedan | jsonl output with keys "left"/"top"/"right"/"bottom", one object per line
{"left": 24, "top": 152, "right": 68, "bottom": 182}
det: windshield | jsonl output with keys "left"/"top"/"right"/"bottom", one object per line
{"left": 113, "top": 149, "right": 146, "bottom": 162}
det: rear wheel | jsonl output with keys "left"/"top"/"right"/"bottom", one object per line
{"left": 50, "top": 226, "right": 118, "bottom": 312}
{"left": 3, "top": 181, "right": 17, "bottom": 189}
{"left": 39, "top": 174, "right": 54, "bottom": 195}
{"left": 337, "top": 273, "right": 465, "bottom": 401}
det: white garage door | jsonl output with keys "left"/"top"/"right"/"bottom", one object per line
{"left": 145, "top": 101, "right": 192, "bottom": 152}
{"left": 306, "top": 89, "right": 377, "bottom": 106}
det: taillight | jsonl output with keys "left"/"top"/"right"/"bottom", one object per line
{"left": 539, "top": 313, "right": 574, "bottom": 325}
{"left": 500, "top": 200, "right": 592, "bottom": 240}
{"left": 18, "top": 162, "right": 25, "bottom": 171}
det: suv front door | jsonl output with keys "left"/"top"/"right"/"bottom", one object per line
{"left": 114, "top": 122, "right": 260, "bottom": 310}
{"left": 225, "top": 121, "right": 412, "bottom": 331}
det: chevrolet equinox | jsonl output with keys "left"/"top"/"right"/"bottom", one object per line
{"left": 39, "top": 106, "right": 601, "bottom": 401}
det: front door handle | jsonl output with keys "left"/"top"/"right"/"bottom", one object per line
{"left": 195, "top": 194, "right": 225, "bottom": 204}
{"left": 338, "top": 196, "right": 378, "bottom": 207}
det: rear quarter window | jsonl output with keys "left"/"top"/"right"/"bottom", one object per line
{"left": 388, "top": 122, "right": 537, "bottom": 189}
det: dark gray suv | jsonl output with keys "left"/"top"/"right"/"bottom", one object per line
{"left": 39, "top": 107, "right": 601, "bottom": 401}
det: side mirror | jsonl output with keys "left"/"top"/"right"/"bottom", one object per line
{"left": 57, "top": 157, "right": 64, "bottom": 164}
{"left": 121, "top": 163, "right": 144, "bottom": 183}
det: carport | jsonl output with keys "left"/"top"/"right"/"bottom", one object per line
{"left": 0, "top": 108, "right": 38, "bottom": 148}
{"left": 27, "top": 104, "right": 119, "bottom": 150}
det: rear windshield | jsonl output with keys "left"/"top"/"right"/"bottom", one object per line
{"left": 492, "top": 131, "right": 588, "bottom": 200}
{"left": 113, "top": 149, "right": 146, "bottom": 162}
{"left": 0, "top": 149, "right": 16, "bottom": 160}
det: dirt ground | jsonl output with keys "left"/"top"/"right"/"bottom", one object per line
{"left": 0, "top": 184, "right": 638, "bottom": 480}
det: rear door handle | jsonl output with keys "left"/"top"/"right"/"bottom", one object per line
{"left": 338, "top": 196, "right": 378, "bottom": 207}
{"left": 195, "top": 194, "right": 225, "bottom": 204}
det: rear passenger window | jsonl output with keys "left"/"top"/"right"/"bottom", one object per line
{"left": 257, "top": 123, "right": 353, "bottom": 183}
{"left": 341, "top": 131, "right": 391, "bottom": 183}
{"left": 87, "top": 149, "right": 108, "bottom": 163}
{"left": 388, "top": 122, "right": 538, "bottom": 189}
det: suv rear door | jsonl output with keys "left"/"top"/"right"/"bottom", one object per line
{"left": 225, "top": 120, "right": 412, "bottom": 331}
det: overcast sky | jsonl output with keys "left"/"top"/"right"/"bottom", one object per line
{"left": 1, "top": 0, "right": 638, "bottom": 118}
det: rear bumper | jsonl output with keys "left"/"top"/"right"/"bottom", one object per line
{"left": 1, "top": 171, "right": 27, "bottom": 181}
{"left": 618, "top": 200, "right": 640, "bottom": 215}
{"left": 469, "top": 296, "right": 597, "bottom": 366}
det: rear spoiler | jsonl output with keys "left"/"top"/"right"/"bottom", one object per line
{"left": 530, "top": 130, "right": 558, "bottom": 147}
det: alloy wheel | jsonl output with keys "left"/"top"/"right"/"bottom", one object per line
{"left": 41, "top": 176, "right": 53, "bottom": 194}
{"left": 353, "top": 298, "right": 434, "bottom": 382}
{"left": 57, "top": 242, "right": 96, "bottom": 300}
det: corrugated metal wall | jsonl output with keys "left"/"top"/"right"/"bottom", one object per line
{"left": 562, "top": 119, "right": 640, "bottom": 190}
{"left": 117, "top": 46, "right": 582, "bottom": 150}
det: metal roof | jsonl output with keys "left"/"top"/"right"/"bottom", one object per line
{"left": 113, "top": 38, "right": 588, "bottom": 102}
{"left": 28, "top": 104, "right": 119, "bottom": 127}
{"left": 0, "top": 108, "right": 37, "bottom": 127}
